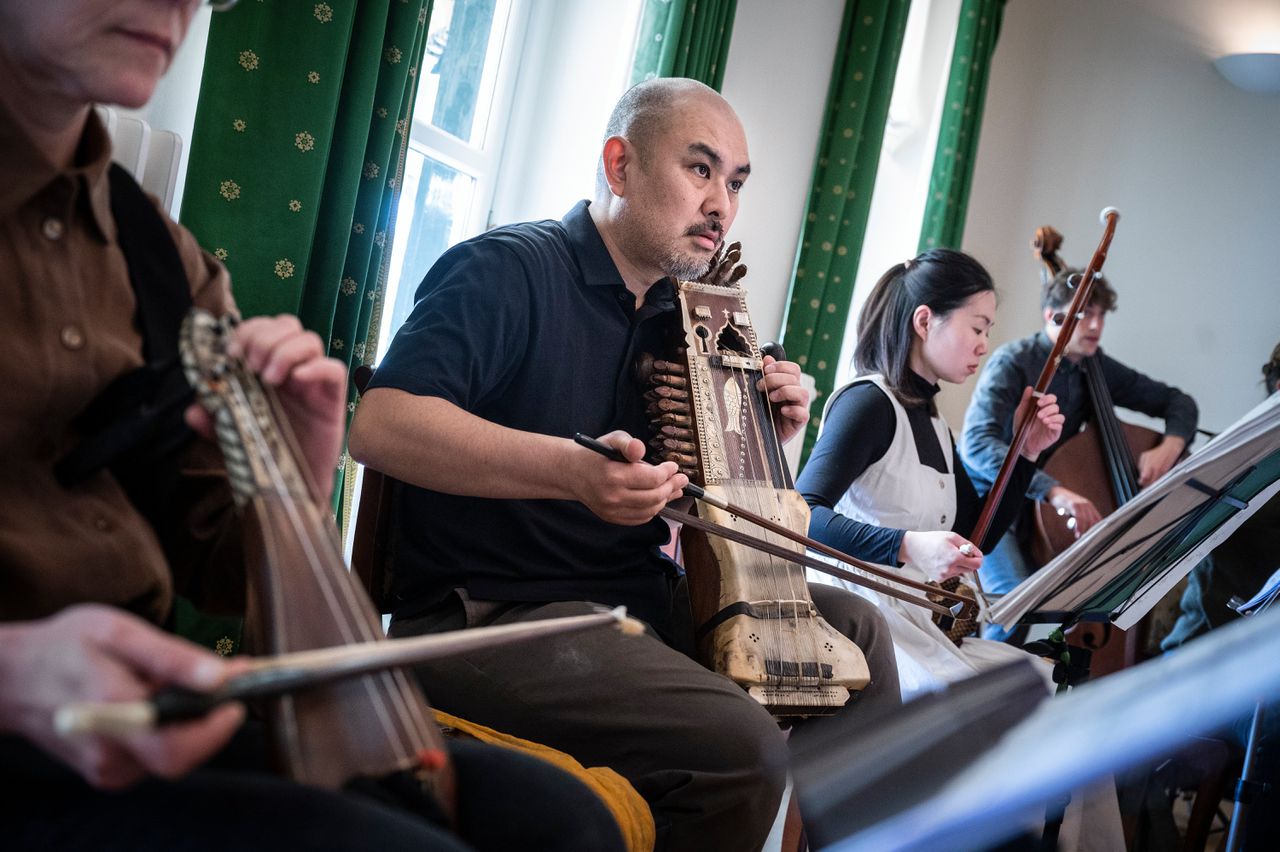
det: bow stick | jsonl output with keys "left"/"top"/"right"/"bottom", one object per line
{"left": 574, "top": 433, "right": 967, "bottom": 616}
{"left": 56, "top": 607, "right": 640, "bottom": 738}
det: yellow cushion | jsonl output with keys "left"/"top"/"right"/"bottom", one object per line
{"left": 434, "top": 709, "right": 655, "bottom": 852}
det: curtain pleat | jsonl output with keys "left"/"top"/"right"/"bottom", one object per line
{"left": 180, "top": 0, "right": 433, "bottom": 516}
{"left": 918, "top": 0, "right": 1006, "bottom": 251}
{"left": 779, "top": 0, "right": 913, "bottom": 461}
{"left": 631, "top": 0, "right": 739, "bottom": 90}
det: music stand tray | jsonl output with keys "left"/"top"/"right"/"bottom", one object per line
{"left": 794, "top": 605, "right": 1280, "bottom": 851}
{"left": 991, "top": 393, "right": 1280, "bottom": 632}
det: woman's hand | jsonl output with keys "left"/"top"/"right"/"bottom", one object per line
{"left": 0, "top": 606, "right": 249, "bottom": 790}
{"left": 899, "top": 530, "right": 983, "bottom": 582}
{"left": 185, "top": 314, "right": 348, "bottom": 501}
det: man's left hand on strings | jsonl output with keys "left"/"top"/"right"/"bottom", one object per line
{"left": 758, "top": 356, "right": 810, "bottom": 445}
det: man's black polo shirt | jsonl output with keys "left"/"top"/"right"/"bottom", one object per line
{"left": 368, "top": 200, "right": 680, "bottom": 627}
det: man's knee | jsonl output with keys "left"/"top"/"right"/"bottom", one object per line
{"left": 706, "top": 701, "right": 789, "bottom": 785}
{"left": 809, "top": 584, "right": 891, "bottom": 646}
{"left": 660, "top": 690, "right": 789, "bottom": 810}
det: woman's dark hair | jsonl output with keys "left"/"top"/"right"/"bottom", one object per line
{"left": 853, "top": 248, "right": 995, "bottom": 407}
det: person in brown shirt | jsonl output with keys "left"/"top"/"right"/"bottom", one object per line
{"left": 0, "top": 0, "right": 338, "bottom": 806}
{"left": 0, "top": 3, "right": 623, "bottom": 851}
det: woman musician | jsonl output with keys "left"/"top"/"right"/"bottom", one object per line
{"left": 0, "top": 2, "right": 622, "bottom": 848}
{"left": 797, "top": 249, "right": 1065, "bottom": 698}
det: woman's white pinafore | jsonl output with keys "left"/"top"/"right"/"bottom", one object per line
{"left": 805, "top": 375, "right": 1050, "bottom": 699}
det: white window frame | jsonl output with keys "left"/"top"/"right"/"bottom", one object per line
{"left": 377, "top": 0, "right": 531, "bottom": 353}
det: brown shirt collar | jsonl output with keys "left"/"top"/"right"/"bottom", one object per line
{"left": 0, "top": 98, "right": 116, "bottom": 243}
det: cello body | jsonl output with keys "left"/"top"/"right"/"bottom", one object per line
{"left": 640, "top": 278, "right": 869, "bottom": 717}
{"left": 1030, "top": 417, "right": 1163, "bottom": 566}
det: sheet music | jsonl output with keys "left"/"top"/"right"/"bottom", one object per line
{"left": 990, "top": 393, "right": 1280, "bottom": 629}
{"left": 1236, "top": 567, "right": 1280, "bottom": 615}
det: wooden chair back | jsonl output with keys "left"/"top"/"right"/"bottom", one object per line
{"left": 350, "top": 365, "right": 397, "bottom": 614}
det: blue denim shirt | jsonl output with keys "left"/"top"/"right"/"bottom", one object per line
{"left": 960, "top": 332, "right": 1198, "bottom": 501}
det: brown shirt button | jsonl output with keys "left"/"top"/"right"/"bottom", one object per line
{"left": 60, "top": 325, "right": 85, "bottom": 350}
{"left": 93, "top": 515, "right": 114, "bottom": 532}
{"left": 42, "top": 217, "right": 65, "bottom": 241}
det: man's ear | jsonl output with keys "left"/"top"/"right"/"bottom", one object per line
{"left": 911, "top": 304, "right": 932, "bottom": 340}
{"left": 600, "top": 136, "right": 631, "bottom": 198}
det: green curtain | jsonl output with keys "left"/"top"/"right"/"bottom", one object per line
{"left": 779, "top": 0, "right": 913, "bottom": 460}
{"left": 918, "top": 0, "right": 1006, "bottom": 251}
{"left": 630, "top": 0, "right": 739, "bottom": 90}
{"left": 181, "top": 0, "right": 431, "bottom": 515}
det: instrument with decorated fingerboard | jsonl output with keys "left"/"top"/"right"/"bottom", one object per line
{"left": 638, "top": 278, "right": 870, "bottom": 717}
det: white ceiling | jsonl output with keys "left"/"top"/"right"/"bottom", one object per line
{"left": 1119, "top": 0, "right": 1280, "bottom": 56}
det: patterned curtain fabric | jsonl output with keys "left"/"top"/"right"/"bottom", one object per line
{"left": 779, "top": 0, "right": 913, "bottom": 460}
{"left": 181, "top": 0, "right": 431, "bottom": 513}
{"left": 630, "top": 0, "right": 739, "bottom": 90}
{"left": 918, "top": 0, "right": 1006, "bottom": 251}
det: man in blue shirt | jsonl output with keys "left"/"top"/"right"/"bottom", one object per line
{"left": 350, "top": 78, "right": 901, "bottom": 852}
{"left": 960, "top": 269, "right": 1198, "bottom": 600}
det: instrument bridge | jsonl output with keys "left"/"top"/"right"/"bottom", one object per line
{"left": 709, "top": 353, "right": 762, "bottom": 370}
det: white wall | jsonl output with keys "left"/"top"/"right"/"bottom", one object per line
{"left": 488, "top": 0, "right": 644, "bottom": 225}
{"left": 719, "top": 0, "right": 846, "bottom": 345}
{"left": 491, "top": 0, "right": 849, "bottom": 348}
{"left": 118, "top": 7, "right": 213, "bottom": 215}
{"left": 948, "top": 0, "right": 1280, "bottom": 435}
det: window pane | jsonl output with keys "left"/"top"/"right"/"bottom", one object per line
{"left": 380, "top": 148, "right": 477, "bottom": 349}
{"left": 417, "top": 0, "right": 511, "bottom": 146}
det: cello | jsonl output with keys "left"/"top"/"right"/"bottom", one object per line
{"left": 1026, "top": 225, "right": 1165, "bottom": 568}
{"left": 966, "top": 208, "right": 1120, "bottom": 647}
{"left": 1024, "top": 226, "right": 1168, "bottom": 672}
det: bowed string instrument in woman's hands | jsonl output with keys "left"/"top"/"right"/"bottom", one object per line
{"left": 56, "top": 309, "right": 644, "bottom": 822}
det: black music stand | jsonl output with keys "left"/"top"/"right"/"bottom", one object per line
{"left": 793, "top": 396, "right": 1280, "bottom": 850}
{"left": 1220, "top": 573, "right": 1280, "bottom": 851}
{"left": 791, "top": 659, "right": 1048, "bottom": 850}
{"left": 989, "top": 393, "right": 1280, "bottom": 638}
{"left": 793, "top": 603, "right": 1280, "bottom": 851}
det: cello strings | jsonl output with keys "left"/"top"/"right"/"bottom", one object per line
{"left": 1087, "top": 357, "right": 1138, "bottom": 503}
{"left": 1086, "top": 358, "right": 1134, "bottom": 502}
